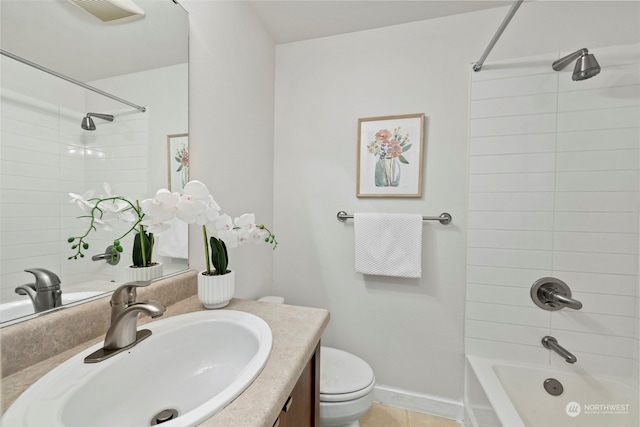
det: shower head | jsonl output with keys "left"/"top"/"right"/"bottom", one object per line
{"left": 552, "top": 48, "right": 601, "bottom": 81}
{"left": 81, "top": 113, "right": 114, "bottom": 131}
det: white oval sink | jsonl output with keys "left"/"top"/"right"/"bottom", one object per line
{"left": 3, "top": 310, "right": 272, "bottom": 427}
{"left": 0, "top": 291, "right": 105, "bottom": 323}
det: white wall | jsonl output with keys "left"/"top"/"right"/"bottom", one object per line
{"left": 466, "top": 44, "right": 640, "bottom": 378}
{"left": 181, "top": 0, "right": 275, "bottom": 299}
{"left": 272, "top": 1, "right": 640, "bottom": 418}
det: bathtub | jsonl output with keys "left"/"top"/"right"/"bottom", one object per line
{"left": 465, "top": 355, "right": 639, "bottom": 427}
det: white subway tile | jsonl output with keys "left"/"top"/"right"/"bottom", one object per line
{"left": 0, "top": 145, "right": 59, "bottom": 168}
{"left": 468, "top": 211, "right": 554, "bottom": 231}
{"left": 570, "top": 291, "right": 636, "bottom": 317}
{"left": 0, "top": 131, "right": 60, "bottom": 154}
{"left": 552, "top": 311, "right": 636, "bottom": 337}
{"left": 470, "top": 133, "right": 556, "bottom": 155}
{"left": 470, "top": 113, "right": 557, "bottom": 137}
{"left": 468, "top": 192, "right": 555, "bottom": 212}
{"left": 556, "top": 149, "right": 638, "bottom": 172}
{"left": 1, "top": 116, "right": 59, "bottom": 141}
{"left": 552, "top": 271, "right": 637, "bottom": 297}
{"left": 556, "top": 170, "right": 639, "bottom": 192}
{"left": 554, "top": 191, "right": 638, "bottom": 212}
{"left": 468, "top": 230, "right": 553, "bottom": 250}
{"left": 558, "top": 85, "right": 640, "bottom": 112}
{"left": 467, "top": 266, "right": 551, "bottom": 288}
{"left": 554, "top": 232, "right": 638, "bottom": 254}
{"left": 467, "top": 301, "right": 550, "bottom": 327}
{"left": 557, "top": 106, "right": 640, "bottom": 132}
{"left": 557, "top": 128, "right": 640, "bottom": 152}
{"left": 469, "top": 172, "right": 555, "bottom": 193}
{"left": 471, "top": 73, "right": 558, "bottom": 100}
{"left": 555, "top": 212, "right": 638, "bottom": 233}
{"left": 467, "top": 283, "right": 533, "bottom": 307}
{"left": 553, "top": 251, "right": 637, "bottom": 275}
{"left": 470, "top": 94, "right": 557, "bottom": 119}
{"left": 466, "top": 319, "right": 549, "bottom": 346}
{"left": 469, "top": 153, "right": 556, "bottom": 174}
{"left": 468, "top": 247, "right": 552, "bottom": 270}
{"left": 552, "top": 329, "right": 636, "bottom": 358}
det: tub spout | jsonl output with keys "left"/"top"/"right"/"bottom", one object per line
{"left": 542, "top": 336, "right": 577, "bottom": 364}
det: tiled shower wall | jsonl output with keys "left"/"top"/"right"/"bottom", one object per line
{"left": 465, "top": 44, "right": 640, "bottom": 378}
{"left": 0, "top": 88, "right": 148, "bottom": 302}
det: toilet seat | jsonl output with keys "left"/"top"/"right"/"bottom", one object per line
{"left": 320, "top": 347, "right": 375, "bottom": 403}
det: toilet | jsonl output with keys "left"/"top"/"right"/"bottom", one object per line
{"left": 258, "top": 297, "right": 376, "bottom": 427}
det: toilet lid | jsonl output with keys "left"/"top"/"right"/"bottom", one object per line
{"left": 320, "top": 347, "right": 375, "bottom": 401}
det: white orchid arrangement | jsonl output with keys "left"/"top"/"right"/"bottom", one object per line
{"left": 140, "top": 180, "right": 277, "bottom": 276}
{"left": 67, "top": 183, "right": 155, "bottom": 268}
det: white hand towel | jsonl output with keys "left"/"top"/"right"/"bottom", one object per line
{"left": 354, "top": 213, "right": 422, "bottom": 278}
{"left": 157, "top": 218, "right": 188, "bottom": 259}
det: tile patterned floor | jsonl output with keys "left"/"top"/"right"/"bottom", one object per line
{"left": 360, "top": 403, "right": 463, "bottom": 427}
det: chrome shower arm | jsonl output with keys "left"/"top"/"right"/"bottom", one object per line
{"left": 552, "top": 48, "right": 589, "bottom": 71}
{"left": 473, "top": 0, "right": 524, "bottom": 72}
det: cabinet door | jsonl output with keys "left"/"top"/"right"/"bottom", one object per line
{"left": 276, "top": 342, "right": 320, "bottom": 427}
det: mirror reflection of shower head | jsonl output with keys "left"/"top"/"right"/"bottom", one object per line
{"left": 81, "top": 113, "right": 114, "bottom": 131}
{"left": 552, "top": 48, "right": 601, "bottom": 81}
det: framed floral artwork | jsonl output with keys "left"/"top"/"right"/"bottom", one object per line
{"left": 356, "top": 113, "right": 425, "bottom": 197}
{"left": 167, "top": 133, "right": 189, "bottom": 192}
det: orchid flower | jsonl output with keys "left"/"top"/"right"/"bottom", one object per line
{"left": 141, "top": 180, "right": 277, "bottom": 276}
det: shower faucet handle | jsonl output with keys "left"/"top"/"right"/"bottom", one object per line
{"left": 530, "top": 277, "right": 583, "bottom": 311}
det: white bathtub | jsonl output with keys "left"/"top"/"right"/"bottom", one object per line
{"left": 465, "top": 355, "right": 639, "bottom": 427}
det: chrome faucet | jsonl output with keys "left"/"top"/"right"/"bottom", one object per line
{"left": 14, "top": 268, "right": 63, "bottom": 313}
{"left": 539, "top": 286, "right": 583, "bottom": 310}
{"left": 542, "top": 336, "right": 577, "bottom": 364}
{"left": 531, "top": 277, "right": 583, "bottom": 311}
{"left": 84, "top": 281, "right": 165, "bottom": 363}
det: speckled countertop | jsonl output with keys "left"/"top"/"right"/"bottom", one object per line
{"left": 0, "top": 271, "right": 330, "bottom": 427}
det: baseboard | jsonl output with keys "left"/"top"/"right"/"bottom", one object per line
{"left": 374, "top": 385, "right": 464, "bottom": 422}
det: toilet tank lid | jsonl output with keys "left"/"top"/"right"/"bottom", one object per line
{"left": 320, "top": 346, "right": 374, "bottom": 396}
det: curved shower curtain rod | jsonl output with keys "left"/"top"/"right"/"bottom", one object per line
{"left": 472, "top": 0, "right": 524, "bottom": 72}
{"left": 0, "top": 49, "right": 146, "bottom": 112}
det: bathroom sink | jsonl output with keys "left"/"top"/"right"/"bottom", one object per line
{"left": 0, "top": 291, "right": 105, "bottom": 323}
{"left": 2, "top": 310, "right": 273, "bottom": 427}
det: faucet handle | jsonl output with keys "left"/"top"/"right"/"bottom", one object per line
{"left": 111, "top": 281, "right": 152, "bottom": 306}
{"left": 24, "top": 268, "right": 61, "bottom": 290}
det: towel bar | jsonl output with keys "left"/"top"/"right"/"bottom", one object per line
{"left": 336, "top": 211, "right": 452, "bottom": 225}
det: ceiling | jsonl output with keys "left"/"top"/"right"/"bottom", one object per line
{"left": 0, "top": 0, "right": 188, "bottom": 82}
{"left": 0, "top": 0, "right": 514, "bottom": 82}
{"left": 248, "top": 0, "right": 514, "bottom": 44}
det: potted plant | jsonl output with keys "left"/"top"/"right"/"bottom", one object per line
{"left": 141, "top": 180, "right": 276, "bottom": 308}
{"left": 67, "top": 183, "right": 163, "bottom": 281}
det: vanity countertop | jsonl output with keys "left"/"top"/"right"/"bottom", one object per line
{"left": 1, "top": 296, "right": 330, "bottom": 427}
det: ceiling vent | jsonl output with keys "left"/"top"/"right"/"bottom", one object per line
{"left": 68, "top": 0, "right": 145, "bottom": 24}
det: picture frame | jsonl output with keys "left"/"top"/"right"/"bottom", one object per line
{"left": 167, "top": 133, "right": 189, "bottom": 192}
{"left": 356, "top": 113, "right": 425, "bottom": 198}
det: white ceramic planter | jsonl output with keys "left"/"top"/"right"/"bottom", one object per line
{"left": 197, "top": 270, "right": 235, "bottom": 309}
{"left": 127, "top": 262, "right": 163, "bottom": 282}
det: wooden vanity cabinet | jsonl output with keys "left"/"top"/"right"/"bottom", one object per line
{"left": 274, "top": 342, "right": 320, "bottom": 427}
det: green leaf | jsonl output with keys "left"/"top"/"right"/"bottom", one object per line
{"left": 67, "top": 237, "right": 75, "bottom": 243}
{"left": 210, "top": 237, "right": 229, "bottom": 275}
{"left": 402, "top": 144, "right": 412, "bottom": 152}
{"left": 132, "top": 231, "right": 153, "bottom": 267}
{"left": 398, "top": 155, "right": 409, "bottom": 164}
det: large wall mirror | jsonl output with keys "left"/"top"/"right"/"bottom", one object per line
{"left": 0, "top": 0, "right": 189, "bottom": 325}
